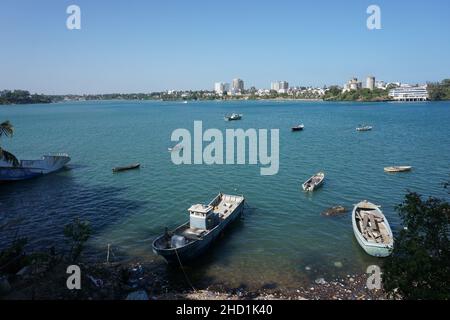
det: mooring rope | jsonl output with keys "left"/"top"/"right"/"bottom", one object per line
{"left": 174, "top": 248, "right": 197, "bottom": 292}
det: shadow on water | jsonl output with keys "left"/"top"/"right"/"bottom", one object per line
{"left": 0, "top": 170, "right": 148, "bottom": 256}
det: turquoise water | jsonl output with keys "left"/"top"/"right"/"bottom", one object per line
{"left": 1, "top": 100, "right": 449, "bottom": 290}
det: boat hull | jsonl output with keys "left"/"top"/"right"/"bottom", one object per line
{"left": 352, "top": 202, "right": 393, "bottom": 257}
{"left": 152, "top": 197, "right": 245, "bottom": 264}
{"left": 0, "top": 155, "right": 70, "bottom": 182}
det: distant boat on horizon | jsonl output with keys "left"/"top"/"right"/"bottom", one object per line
{"left": 291, "top": 124, "right": 304, "bottom": 132}
{"left": 0, "top": 153, "right": 71, "bottom": 182}
{"left": 356, "top": 125, "right": 373, "bottom": 132}
{"left": 224, "top": 113, "right": 242, "bottom": 121}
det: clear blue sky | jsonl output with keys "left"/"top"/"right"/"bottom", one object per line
{"left": 1, "top": 0, "right": 449, "bottom": 94}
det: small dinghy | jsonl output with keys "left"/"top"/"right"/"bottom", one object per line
{"left": 302, "top": 172, "right": 325, "bottom": 192}
{"left": 112, "top": 163, "right": 140, "bottom": 173}
{"left": 352, "top": 201, "right": 393, "bottom": 257}
{"left": 356, "top": 125, "right": 373, "bottom": 132}
{"left": 384, "top": 166, "right": 412, "bottom": 173}
{"left": 291, "top": 124, "right": 304, "bottom": 132}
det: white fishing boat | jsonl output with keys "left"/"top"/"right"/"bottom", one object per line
{"left": 0, "top": 153, "right": 71, "bottom": 182}
{"left": 302, "top": 172, "right": 325, "bottom": 192}
{"left": 168, "top": 145, "right": 183, "bottom": 152}
{"left": 384, "top": 166, "right": 412, "bottom": 173}
{"left": 356, "top": 125, "right": 373, "bottom": 132}
{"left": 152, "top": 193, "right": 245, "bottom": 264}
{"left": 352, "top": 201, "right": 394, "bottom": 257}
{"left": 224, "top": 113, "right": 242, "bottom": 121}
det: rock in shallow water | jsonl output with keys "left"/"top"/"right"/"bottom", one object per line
{"left": 321, "top": 206, "right": 348, "bottom": 217}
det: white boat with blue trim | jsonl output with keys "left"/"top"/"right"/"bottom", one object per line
{"left": 0, "top": 153, "right": 71, "bottom": 182}
{"left": 152, "top": 193, "right": 245, "bottom": 264}
{"left": 352, "top": 200, "right": 394, "bottom": 257}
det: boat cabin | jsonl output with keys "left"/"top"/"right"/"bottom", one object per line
{"left": 188, "top": 204, "right": 218, "bottom": 230}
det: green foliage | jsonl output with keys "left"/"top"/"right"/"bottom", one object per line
{"left": 0, "top": 238, "right": 29, "bottom": 274}
{"left": 0, "top": 90, "right": 53, "bottom": 105}
{"left": 427, "top": 79, "right": 450, "bottom": 101}
{"left": 383, "top": 192, "right": 450, "bottom": 300}
{"left": 63, "top": 218, "right": 92, "bottom": 262}
{"left": 0, "top": 121, "right": 19, "bottom": 166}
{"left": 323, "top": 87, "right": 390, "bottom": 102}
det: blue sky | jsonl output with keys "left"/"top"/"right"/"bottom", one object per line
{"left": 1, "top": 0, "right": 449, "bottom": 94}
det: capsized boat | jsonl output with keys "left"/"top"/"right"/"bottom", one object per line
{"left": 302, "top": 172, "right": 325, "bottom": 192}
{"left": 356, "top": 125, "right": 373, "bottom": 132}
{"left": 352, "top": 201, "right": 394, "bottom": 257}
{"left": 0, "top": 153, "right": 71, "bottom": 182}
{"left": 291, "top": 124, "right": 305, "bottom": 132}
{"left": 152, "top": 193, "right": 245, "bottom": 264}
{"left": 384, "top": 166, "right": 412, "bottom": 173}
{"left": 112, "top": 163, "right": 140, "bottom": 173}
{"left": 224, "top": 113, "right": 242, "bottom": 121}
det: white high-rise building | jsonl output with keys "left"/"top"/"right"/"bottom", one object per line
{"left": 232, "top": 78, "right": 244, "bottom": 92}
{"left": 366, "top": 76, "right": 375, "bottom": 90}
{"left": 271, "top": 81, "right": 289, "bottom": 93}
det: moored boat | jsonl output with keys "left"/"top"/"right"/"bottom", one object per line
{"left": 384, "top": 166, "right": 412, "bottom": 173}
{"left": 302, "top": 172, "right": 325, "bottom": 192}
{"left": 112, "top": 163, "right": 140, "bottom": 173}
{"left": 152, "top": 193, "right": 245, "bottom": 264}
{"left": 356, "top": 125, "right": 373, "bottom": 132}
{"left": 224, "top": 113, "right": 242, "bottom": 121}
{"left": 352, "top": 201, "right": 393, "bottom": 257}
{"left": 291, "top": 124, "right": 305, "bottom": 131}
{"left": 0, "top": 153, "right": 71, "bottom": 182}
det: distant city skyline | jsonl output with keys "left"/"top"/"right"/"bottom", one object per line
{"left": 1, "top": 0, "right": 449, "bottom": 94}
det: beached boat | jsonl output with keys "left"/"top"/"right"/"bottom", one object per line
{"left": 0, "top": 153, "right": 71, "bottom": 182}
{"left": 152, "top": 193, "right": 245, "bottom": 264}
{"left": 112, "top": 163, "right": 140, "bottom": 173}
{"left": 352, "top": 201, "right": 394, "bottom": 257}
{"left": 291, "top": 124, "right": 305, "bottom": 132}
{"left": 224, "top": 113, "right": 242, "bottom": 121}
{"left": 302, "top": 172, "right": 325, "bottom": 192}
{"left": 384, "top": 166, "right": 412, "bottom": 173}
{"left": 356, "top": 125, "right": 373, "bottom": 132}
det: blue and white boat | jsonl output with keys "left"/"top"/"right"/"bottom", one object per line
{"left": 152, "top": 193, "right": 245, "bottom": 264}
{"left": 0, "top": 153, "right": 71, "bottom": 182}
{"left": 352, "top": 200, "right": 394, "bottom": 257}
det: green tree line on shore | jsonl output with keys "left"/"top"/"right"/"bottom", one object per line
{"left": 427, "top": 79, "right": 450, "bottom": 101}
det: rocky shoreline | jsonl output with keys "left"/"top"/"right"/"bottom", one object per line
{"left": 1, "top": 259, "right": 388, "bottom": 300}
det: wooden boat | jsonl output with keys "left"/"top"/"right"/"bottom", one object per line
{"left": 302, "top": 172, "right": 325, "bottom": 192}
{"left": 352, "top": 201, "right": 394, "bottom": 257}
{"left": 356, "top": 125, "right": 373, "bottom": 132}
{"left": 112, "top": 163, "right": 140, "bottom": 173}
{"left": 152, "top": 193, "right": 245, "bottom": 264}
{"left": 224, "top": 113, "right": 242, "bottom": 121}
{"left": 291, "top": 124, "right": 305, "bottom": 132}
{"left": 0, "top": 153, "right": 71, "bottom": 182}
{"left": 384, "top": 166, "right": 412, "bottom": 173}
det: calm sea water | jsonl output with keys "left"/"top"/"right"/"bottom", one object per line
{"left": 1, "top": 100, "right": 449, "bottom": 290}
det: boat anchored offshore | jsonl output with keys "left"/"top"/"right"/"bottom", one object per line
{"left": 0, "top": 153, "right": 71, "bottom": 182}
{"left": 302, "top": 172, "right": 325, "bottom": 192}
{"left": 112, "top": 163, "right": 140, "bottom": 173}
{"left": 384, "top": 166, "right": 412, "bottom": 173}
{"left": 152, "top": 193, "right": 245, "bottom": 264}
{"left": 224, "top": 113, "right": 242, "bottom": 121}
{"left": 352, "top": 201, "right": 394, "bottom": 257}
{"left": 356, "top": 125, "right": 373, "bottom": 132}
{"left": 291, "top": 124, "right": 305, "bottom": 132}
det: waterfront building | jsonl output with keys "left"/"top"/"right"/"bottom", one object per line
{"left": 389, "top": 85, "right": 429, "bottom": 101}
{"left": 366, "top": 76, "right": 375, "bottom": 90}
{"left": 232, "top": 78, "right": 244, "bottom": 93}
{"left": 271, "top": 81, "right": 289, "bottom": 93}
{"left": 214, "top": 82, "right": 229, "bottom": 95}
{"left": 343, "top": 77, "right": 362, "bottom": 92}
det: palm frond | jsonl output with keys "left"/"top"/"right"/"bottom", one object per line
{"left": 0, "top": 147, "right": 19, "bottom": 167}
{"left": 0, "top": 121, "right": 14, "bottom": 138}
